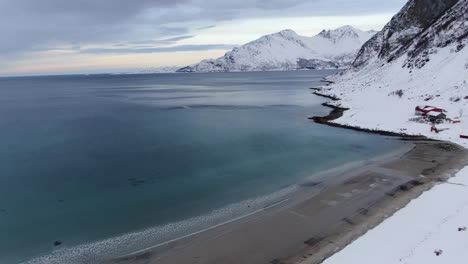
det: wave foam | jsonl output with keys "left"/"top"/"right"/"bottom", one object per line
{"left": 22, "top": 185, "right": 298, "bottom": 264}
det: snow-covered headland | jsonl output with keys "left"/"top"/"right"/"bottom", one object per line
{"left": 311, "top": 0, "right": 468, "bottom": 263}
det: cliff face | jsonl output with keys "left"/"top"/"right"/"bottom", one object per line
{"left": 352, "top": 0, "right": 460, "bottom": 67}
{"left": 403, "top": 0, "right": 468, "bottom": 69}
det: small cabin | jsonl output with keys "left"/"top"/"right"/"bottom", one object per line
{"left": 427, "top": 111, "right": 447, "bottom": 123}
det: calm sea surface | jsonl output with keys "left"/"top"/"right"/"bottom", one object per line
{"left": 0, "top": 71, "right": 402, "bottom": 263}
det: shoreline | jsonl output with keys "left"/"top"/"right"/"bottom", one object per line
{"left": 114, "top": 143, "right": 412, "bottom": 261}
{"left": 291, "top": 142, "right": 468, "bottom": 264}
{"left": 108, "top": 88, "right": 468, "bottom": 264}
{"left": 297, "top": 87, "right": 468, "bottom": 263}
{"left": 109, "top": 139, "right": 468, "bottom": 264}
{"left": 111, "top": 142, "right": 411, "bottom": 259}
{"left": 309, "top": 90, "right": 429, "bottom": 140}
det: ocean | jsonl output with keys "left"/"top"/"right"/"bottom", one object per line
{"left": 0, "top": 70, "right": 402, "bottom": 263}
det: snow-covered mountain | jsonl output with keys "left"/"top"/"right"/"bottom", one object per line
{"left": 352, "top": 0, "right": 460, "bottom": 67}
{"left": 177, "top": 26, "right": 376, "bottom": 72}
{"left": 315, "top": 1, "right": 468, "bottom": 263}
{"left": 319, "top": 0, "right": 468, "bottom": 146}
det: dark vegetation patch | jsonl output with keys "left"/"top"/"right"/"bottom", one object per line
{"left": 358, "top": 208, "right": 369, "bottom": 215}
{"left": 409, "top": 180, "right": 425, "bottom": 186}
{"left": 399, "top": 184, "right": 410, "bottom": 191}
{"left": 389, "top": 89, "right": 404, "bottom": 98}
{"left": 270, "top": 259, "right": 286, "bottom": 264}
{"left": 421, "top": 167, "right": 437, "bottom": 176}
{"left": 385, "top": 190, "right": 397, "bottom": 197}
{"left": 304, "top": 237, "right": 324, "bottom": 247}
{"left": 342, "top": 217, "right": 355, "bottom": 225}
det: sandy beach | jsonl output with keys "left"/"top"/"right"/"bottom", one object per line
{"left": 109, "top": 139, "right": 468, "bottom": 264}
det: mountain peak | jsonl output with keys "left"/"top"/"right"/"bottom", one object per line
{"left": 252, "top": 29, "right": 301, "bottom": 43}
{"left": 335, "top": 25, "right": 361, "bottom": 32}
{"left": 176, "top": 25, "right": 375, "bottom": 73}
{"left": 278, "top": 29, "right": 296, "bottom": 34}
{"left": 318, "top": 25, "right": 361, "bottom": 40}
{"left": 275, "top": 29, "right": 300, "bottom": 38}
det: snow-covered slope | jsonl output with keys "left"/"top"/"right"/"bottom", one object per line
{"left": 320, "top": 0, "right": 468, "bottom": 148}
{"left": 323, "top": 166, "right": 468, "bottom": 264}
{"left": 318, "top": 0, "right": 468, "bottom": 263}
{"left": 177, "top": 26, "right": 376, "bottom": 72}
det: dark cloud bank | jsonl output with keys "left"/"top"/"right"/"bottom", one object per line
{"left": 0, "top": 0, "right": 406, "bottom": 56}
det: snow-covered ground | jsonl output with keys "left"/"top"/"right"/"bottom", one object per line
{"left": 316, "top": 0, "right": 468, "bottom": 261}
{"left": 323, "top": 167, "right": 468, "bottom": 264}
{"left": 321, "top": 43, "right": 468, "bottom": 148}
{"left": 320, "top": 47, "right": 468, "bottom": 262}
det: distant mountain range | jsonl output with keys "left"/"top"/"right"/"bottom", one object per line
{"left": 177, "top": 26, "right": 377, "bottom": 73}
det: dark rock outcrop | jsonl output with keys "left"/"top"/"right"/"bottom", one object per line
{"left": 352, "top": 0, "right": 463, "bottom": 68}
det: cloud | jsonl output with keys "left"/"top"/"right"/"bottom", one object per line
{"left": 120, "top": 35, "right": 195, "bottom": 46}
{"left": 0, "top": 0, "right": 191, "bottom": 55}
{"left": 197, "top": 25, "right": 217, "bottom": 30}
{"left": 0, "top": 0, "right": 406, "bottom": 57}
{"left": 81, "top": 44, "right": 235, "bottom": 54}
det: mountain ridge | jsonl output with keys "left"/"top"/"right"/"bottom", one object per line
{"left": 177, "top": 26, "right": 376, "bottom": 73}
{"left": 352, "top": 0, "right": 460, "bottom": 67}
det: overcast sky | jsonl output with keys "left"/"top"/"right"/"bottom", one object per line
{"left": 0, "top": 0, "right": 407, "bottom": 76}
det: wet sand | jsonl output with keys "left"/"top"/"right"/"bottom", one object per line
{"left": 109, "top": 140, "right": 468, "bottom": 264}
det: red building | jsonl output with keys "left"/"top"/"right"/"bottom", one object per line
{"left": 415, "top": 105, "right": 445, "bottom": 116}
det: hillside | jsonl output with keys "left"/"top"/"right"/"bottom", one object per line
{"left": 319, "top": 0, "right": 468, "bottom": 147}
{"left": 318, "top": 0, "right": 468, "bottom": 263}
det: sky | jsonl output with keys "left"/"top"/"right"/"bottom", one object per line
{"left": 0, "top": 0, "right": 408, "bottom": 76}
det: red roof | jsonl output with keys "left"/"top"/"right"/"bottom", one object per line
{"left": 415, "top": 105, "right": 445, "bottom": 115}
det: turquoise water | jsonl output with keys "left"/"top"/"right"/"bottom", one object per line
{"left": 0, "top": 71, "right": 402, "bottom": 264}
